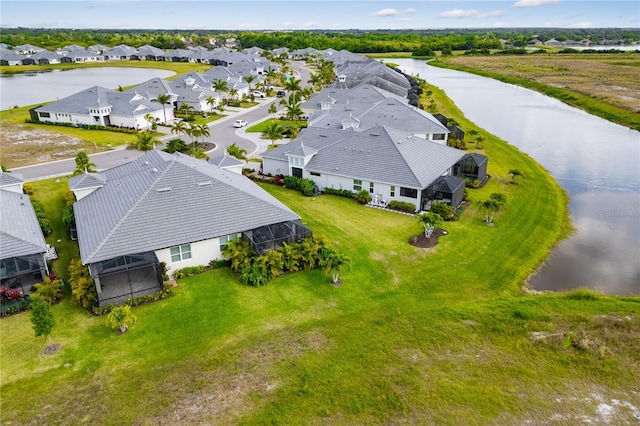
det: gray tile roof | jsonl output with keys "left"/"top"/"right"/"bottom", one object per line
{"left": 126, "top": 78, "right": 176, "bottom": 101}
{"left": 303, "top": 84, "right": 407, "bottom": 109}
{"left": 73, "top": 150, "right": 300, "bottom": 264}
{"left": 291, "top": 125, "right": 465, "bottom": 189}
{"left": 69, "top": 173, "right": 105, "bottom": 190}
{"left": 262, "top": 128, "right": 354, "bottom": 162}
{"left": 309, "top": 98, "right": 449, "bottom": 135}
{"left": 0, "top": 190, "right": 47, "bottom": 259}
{"left": 36, "top": 86, "right": 163, "bottom": 116}
{"left": 0, "top": 172, "right": 25, "bottom": 188}
{"left": 208, "top": 153, "right": 244, "bottom": 169}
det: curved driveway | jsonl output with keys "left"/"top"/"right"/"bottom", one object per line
{"left": 11, "top": 61, "right": 311, "bottom": 181}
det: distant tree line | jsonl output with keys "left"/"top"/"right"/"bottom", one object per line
{"left": 1, "top": 28, "right": 638, "bottom": 54}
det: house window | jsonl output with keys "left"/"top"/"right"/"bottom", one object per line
{"left": 219, "top": 234, "right": 239, "bottom": 252}
{"left": 400, "top": 187, "right": 418, "bottom": 199}
{"left": 390, "top": 186, "right": 395, "bottom": 197}
{"left": 310, "top": 171, "right": 321, "bottom": 176}
{"left": 433, "top": 133, "right": 446, "bottom": 141}
{"left": 170, "top": 244, "right": 191, "bottom": 263}
{"left": 353, "top": 179, "right": 362, "bottom": 191}
{"left": 40, "top": 112, "right": 50, "bottom": 118}
{"left": 369, "top": 182, "right": 374, "bottom": 194}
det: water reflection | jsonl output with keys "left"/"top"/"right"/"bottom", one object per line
{"left": 0, "top": 67, "right": 175, "bottom": 110}
{"left": 391, "top": 59, "right": 640, "bottom": 295}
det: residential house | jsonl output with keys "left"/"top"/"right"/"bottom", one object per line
{"left": 307, "top": 96, "right": 450, "bottom": 143}
{"left": 208, "top": 152, "right": 245, "bottom": 174}
{"left": 167, "top": 72, "right": 220, "bottom": 112}
{"left": 14, "top": 43, "right": 45, "bottom": 55}
{"left": 69, "top": 150, "right": 309, "bottom": 306}
{"left": 60, "top": 50, "right": 105, "bottom": 63}
{"left": 22, "top": 50, "right": 63, "bottom": 65}
{"left": 262, "top": 125, "right": 467, "bottom": 211}
{"left": 454, "top": 153, "right": 489, "bottom": 183}
{"left": 33, "top": 86, "right": 170, "bottom": 129}
{"left": 134, "top": 45, "right": 165, "bottom": 61}
{"left": 103, "top": 45, "right": 137, "bottom": 61}
{"left": 0, "top": 49, "right": 25, "bottom": 66}
{"left": 0, "top": 174, "right": 50, "bottom": 295}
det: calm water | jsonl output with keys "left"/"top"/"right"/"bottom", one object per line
{"left": 392, "top": 58, "right": 640, "bottom": 295}
{"left": 0, "top": 67, "right": 175, "bottom": 110}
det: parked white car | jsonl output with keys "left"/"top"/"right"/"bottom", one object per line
{"left": 233, "top": 119, "right": 248, "bottom": 128}
{"left": 252, "top": 90, "right": 265, "bottom": 98}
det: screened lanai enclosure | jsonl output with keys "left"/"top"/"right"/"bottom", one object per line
{"left": 0, "top": 254, "right": 49, "bottom": 295}
{"left": 243, "top": 220, "right": 313, "bottom": 253}
{"left": 89, "top": 252, "right": 163, "bottom": 306}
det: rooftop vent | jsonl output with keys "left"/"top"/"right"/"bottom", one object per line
{"left": 370, "top": 132, "right": 380, "bottom": 136}
{"left": 156, "top": 187, "right": 172, "bottom": 193}
{"left": 197, "top": 181, "right": 212, "bottom": 187}
{"left": 151, "top": 168, "right": 158, "bottom": 173}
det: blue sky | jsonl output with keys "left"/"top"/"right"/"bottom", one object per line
{"left": 1, "top": 1, "right": 638, "bottom": 30}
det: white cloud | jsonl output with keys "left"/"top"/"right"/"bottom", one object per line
{"left": 439, "top": 9, "right": 481, "bottom": 19}
{"left": 512, "top": 0, "right": 561, "bottom": 8}
{"left": 372, "top": 8, "right": 400, "bottom": 17}
{"left": 572, "top": 22, "right": 593, "bottom": 28}
{"left": 403, "top": 8, "right": 417, "bottom": 14}
{"left": 438, "top": 9, "right": 506, "bottom": 19}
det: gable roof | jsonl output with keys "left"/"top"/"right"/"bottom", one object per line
{"left": 208, "top": 153, "right": 244, "bottom": 169}
{"left": 0, "top": 171, "right": 25, "bottom": 188}
{"left": 308, "top": 98, "right": 449, "bottom": 135}
{"left": 36, "top": 86, "right": 163, "bottom": 116}
{"left": 303, "top": 84, "right": 407, "bottom": 109}
{"left": 72, "top": 150, "right": 300, "bottom": 264}
{"left": 0, "top": 190, "right": 48, "bottom": 259}
{"left": 266, "top": 126, "right": 464, "bottom": 189}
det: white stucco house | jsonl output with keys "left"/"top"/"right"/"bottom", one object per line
{"left": 262, "top": 125, "right": 468, "bottom": 212}
{"left": 69, "top": 150, "right": 310, "bottom": 306}
{"left": 33, "top": 86, "right": 171, "bottom": 129}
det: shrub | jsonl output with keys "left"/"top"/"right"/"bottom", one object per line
{"left": 388, "top": 200, "right": 416, "bottom": 213}
{"left": 354, "top": 190, "right": 372, "bottom": 205}
{"left": 465, "top": 178, "right": 481, "bottom": 189}
{"left": 173, "top": 265, "right": 206, "bottom": 279}
{"left": 32, "top": 276, "right": 63, "bottom": 305}
{"left": 30, "top": 199, "right": 52, "bottom": 236}
{"left": 283, "top": 175, "right": 301, "bottom": 190}
{"left": 64, "top": 189, "right": 76, "bottom": 207}
{"left": 68, "top": 258, "right": 97, "bottom": 309}
{"left": 299, "top": 178, "right": 316, "bottom": 196}
{"left": 0, "top": 287, "right": 24, "bottom": 304}
{"left": 106, "top": 305, "right": 137, "bottom": 333}
{"left": 23, "top": 183, "right": 34, "bottom": 196}
{"left": 322, "top": 188, "right": 354, "bottom": 198}
{"left": 430, "top": 201, "right": 455, "bottom": 221}
{"left": 62, "top": 205, "right": 75, "bottom": 232}
{"left": 209, "top": 259, "right": 230, "bottom": 269}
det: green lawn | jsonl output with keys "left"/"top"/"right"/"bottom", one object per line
{"left": 0, "top": 60, "right": 211, "bottom": 76}
{"left": 2, "top": 79, "right": 639, "bottom": 424}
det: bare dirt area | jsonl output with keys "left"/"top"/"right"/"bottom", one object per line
{"left": 0, "top": 122, "right": 106, "bottom": 169}
{"left": 444, "top": 54, "right": 640, "bottom": 113}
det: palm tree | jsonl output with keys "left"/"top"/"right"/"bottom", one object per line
{"left": 417, "top": 212, "right": 443, "bottom": 238}
{"left": 262, "top": 121, "right": 284, "bottom": 148}
{"left": 227, "top": 142, "right": 247, "bottom": 160}
{"left": 212, "top": 80, "right": 228, "bottom": 105}
{"left": 308, "top": 72, "right": 324, "bottom": 91}
{"left": 508, "top": 169, "right": 524, "bottom": 184}
{"left": 178, "top": 103, "right": 195, "bottom": 118}
{"left": 477, "top": 199, "right": 503, "bottom": 224}
{"left": 143, "top": 113, "right": 157, "bottom": 131}
{"left": 319, "top": 249, "right": 351, "bottom": 285}
{"left": 131, "top": 132, "right": 157, "bottom": 152}
{"left": 106, "top": 305, "right": 137, "bottom": 334}
{"left": 187, "top": 122, "right": 201, "bottom": 147}
{"left": 196, "top": 123, "right": 210, "bottom": 148}
{"left": 228, "top": 87, "right": 239, "bottom": 102}
{"left": 206, "top": 95, "right": 217, "bottom": 112}
{"left": 256, "top": 250, "right": 284, "bottom": 280}
{"left": 243, "top": 75, "right": 256, "bottom": 92}
{"left": 284, "top": 77, "right": 302, "bottom": 99}
{"left": 73, "top": 150, "right": 96, "bottom": 175}
{"left": 285, "top": 100, "right": 303, "bottom": 121}
{"left": 152, "top": 93, "right": 172, "bottom": 124}
{"left": 170, "top": 120, "right": 187, "bottom": 139}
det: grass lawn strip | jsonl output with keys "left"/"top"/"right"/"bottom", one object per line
{"left": 2, "top": 74, "right": 639, "bottom": 425}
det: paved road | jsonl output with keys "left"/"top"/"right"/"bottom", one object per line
{"left": 9, "top": 61, "right": 311, "bottom": 182}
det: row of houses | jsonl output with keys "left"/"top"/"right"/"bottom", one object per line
{"left": 4, "top": 47, "right": 487, "bottom": 308}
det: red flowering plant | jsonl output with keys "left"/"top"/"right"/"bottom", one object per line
{"left": 0, "top": 287, "right": 24, "bottom": 304}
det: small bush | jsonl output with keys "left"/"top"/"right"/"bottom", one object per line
{"left": 173, "top": 265, "right": 206, "bottom": 279}
{"left": 565, "top": 288, "right": 601, "bottom": 301}
{"left": 388, "top": 200, "right": 416, "bottom": 213}
{"left": 299, "top": 178, "right": 315, "bottom": 196}
{"left": 0, "top": 287, "right": 24, "bottom": 303}
{"left": 322, "top": 188, "right": 355, "bottom": 198}
{"left": 209, "top": 259, "right": 230, "bottom": 269}
{"left": 354, "top": 190, "right": 372, "bottom": 205}
{"left": 32, "top": 277, "right": 63, "bottom": 305}
{"left": 23, "top": 183, "right": 34, "bottom": 196}
{"left": 430, "top": 201, "right": 455, "bottom": 221}
{"left": 283, "top": 175, "right": 302, "bottom": 190}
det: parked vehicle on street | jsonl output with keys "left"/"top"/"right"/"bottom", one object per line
{"left": 233, "top": 119, "right": 248, "bottom": 128}
{"left": 276, "top": 91, "right": 286, "bottom": 98}
{"left": 252, "top": 90, "right": 265, "bottom": 98}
